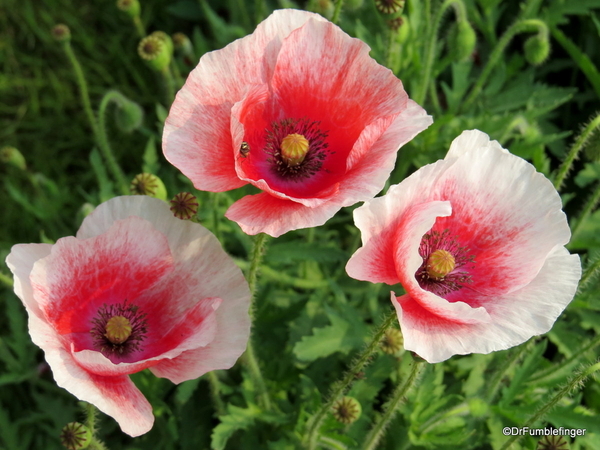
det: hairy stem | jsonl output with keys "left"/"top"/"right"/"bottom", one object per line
{"left": 305, "top": 310, "right": 398, "bottom": 449}
{"left": 554, "top": 112, "right": 600, "bottom": 191}
{"left": 244, "top": 233, "right": 272, "bottom": 411}
{"left": 500, "top": 360, "right": 600, "bottom": 450}
{"left": 331, "top": 0, "right": 344, "bottom": 24}
{"left": 361, "top": 359, "right": 425, "bottom": 450}
{"left": 460, "top": 19, "right": 548, "bottom": 112}
{"left": 97, "top": 91, "right": 133, "bottom": 195}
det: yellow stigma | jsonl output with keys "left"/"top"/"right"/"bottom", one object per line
{"left": 281, "top": 133, "right": 309, "bottom": 166}
{"left": 426, "top": 249, "right": 455, "bottom": 280}
{"left": 105, "top": 316, "right": 132, "bottom": 344}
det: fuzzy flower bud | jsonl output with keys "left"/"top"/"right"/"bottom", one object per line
{"left": 60, "top": 422, "right": 92, "bottom": 450}
{"left": 169, "top": 192, "right": 199, "bottom": 220}
{"left": 138, "top": 35, "right": 170, "bottom": 71}
{"left": 0, "top": 146, "right": 26, "bottom": 170}
{"left": 116, "top": 0, "right": 141, "bottom": 17}
{"left": 130, "top": 173, "right": 167, "bottom": 200}
{"left": 113, "top": 94, "right": 144, "bottom": 133}
{"left": 454, "top": 20, "right": 476, "bottom": 61}
{"left": 51, "top": 24, "right": 71, "bottom": 42}
{"left": 524, "top": 33, "right": 550, "bottom": 66}
{"left": 332, "top": 396, "right": 362, "bottom": 425}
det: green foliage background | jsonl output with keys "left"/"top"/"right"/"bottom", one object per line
{"left": 1, "top": 0, "right": 600, "bottom": 449}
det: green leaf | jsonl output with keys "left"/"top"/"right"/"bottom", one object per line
{"left": 142, "top": 136, "right": 160, "bottom": 175}
{"left": 293, "top": 313, "right": 351, "bottom": 362}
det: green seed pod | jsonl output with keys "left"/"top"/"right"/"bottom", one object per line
{"left": 138, "top": 35, "right": 170, "bottom": 72}
{"left": 51, "top": 24, "right": 71, "bottom": 42}
{"left": 524, "top": 33, "right": 550, "bottom": 66}
{"left": 375, "top": 0, "right": 405, "bottom": 15}
{"left": 173, "top": 32, "right": 194, "bottom": 57}
{"left": 454, "top": 20, "right": 476, "bottom": 62}
{"left": 60, "top": 422, "right": 92, "bottom": 450}
{"left": 0, "top": 146, "right": 26, "bottom": 170}
{"left": 130, "top": 173, "right": 167, "bottom": 200}
{"left": 380, "top": 328, "right": 404, "bottom": 354}
{"left": 332, "top": 397, "right": 362, "bottom": 425}
{"left": 151, "top": 31, "right": 174, "bottom": 58}
{"left": 345, "top": 0, "right": 364, "bottom": 11}
{"left": 116, "top": 0, "right": 141, "bottom": 17}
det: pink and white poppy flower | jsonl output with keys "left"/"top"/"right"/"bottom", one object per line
{"left": 163, "top": 9, "right": 432, "bottom": 237}
{"left": 346, "top": 130, "right": 581, "bottom": 363}
{"left": 6, "top": 196, "right": 251, "bottom": 436}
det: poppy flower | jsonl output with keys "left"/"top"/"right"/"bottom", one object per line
{"left": 6, "top": 196, "right": 251, "bottom": 436}
{"left": 346, "top": 130, "right": 581, "bottom": 363}
{"left": 163, "top": 9, "right": 432, "bottom": 237}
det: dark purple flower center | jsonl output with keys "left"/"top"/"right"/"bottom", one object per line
{"left": 415, "top": 229, "right": 475, "bottom": 297}
{"left": 264, "top": 117, "right": 330, "bottom": 182}
{"left": 90, "top": 300, "right": 147, "bottom": 358}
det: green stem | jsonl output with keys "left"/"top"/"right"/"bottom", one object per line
{"left": 97, "top": 91, "right": 133, "bottom": 195}
{"left": 551, "top": 26, "right": 600, "bottom": 99}
{"left": 84, "top": 402, "right": 97, "bottom": 433}
{"left": 132, "top": 15, "right": 145, "bottom": 38}
{"left": 529, "top": 333, "right": 600, "bottom": 383}
{"left": 484, "top": 342, "right": 531, "bottom": 403}
{"left": 460, "top": 19, "right": 548, "bottom": 112}
{"left": 499, "top": 361, "right": 600, "bottom": 450}
{"left": 578, "top": 257, "right": 600, "bottom": 293}
{"left": 305, "top": 310, "right": 398, "bottom": 450}
{"left": 0, "top": 271, "right": 13, "bottom": 288}
{"left": 244, "top": 233, "right": 272, "bottom": 411}
{"left": 331, "top": 0, "right": 344, "bottom": 24}
{"left": 571, "top": 180, "right": 600, "bottom": 240}
{"left": 160, "top": 66, "right": 176, "bottom": 107}
{"left": 254, "top": 0, "right": 266, "bottom": 24}
{"left": 62, "top": 41, "right": 98, "bottom": 137}
{"left": 208, "top": 371, "right": 226, "bottom": 416}
{"left": 554, "top": 112, "right": 600, "bottom": 191}
{"left": 414, "top": 0, "right": 467, "bottom": 106}
{"left": 361, "top": 360, "right": 425, "bottom": 450}
{"left": 211, "top": 193, "right": 221, "bottom": 242}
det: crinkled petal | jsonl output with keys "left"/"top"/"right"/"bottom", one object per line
{"left": 395, "top": 246, "right": 581, "bottom": 363}
{"left": 225, "top": 192, "right": 343, "bottom": 237}
{"left": 163, "top": 10, "right": 326, "bottom": 191}
{"left": 6, "top": 243, "right": 52, "bottom": 318}
{"left": 27, "top": 310, "right": 153, "bottom": 436}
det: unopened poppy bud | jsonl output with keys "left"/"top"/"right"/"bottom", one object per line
{"left": 173, "top": 32, "right": 194, "bottom": 56}
{"left": 60, "top": 422, "right": 92, "bottom": 450}
{"left": 114, "top": 95, "right": 144, "bottom": 133}
{"left": 524, "top": 33, "right": 550, "bottom": 66}
{"left": 138, "top": 35, "right": 170, "bottom": 71}
{"left": 281, "top": 133, "right": 309, "bottom": 166}
{"left": 150, "top": 31, "right": 174, "bottom": 57}
{"left": 117, "top": 0, "right": 141, "bottom": 17}
{"left": 380, "top": 328, "right": 404, "bottom": 354}
{"left": 51, "top": 24, "right": 71, "bottom": 42}
{"left": 375, "top": 0, "right": 405, "bottom": 15}
{"left": 0, "top": 146, "right": 26, "bottom": 170}
{"left": 170, "top": 192, "right": 199, "bottom": 220}
{"left": 332, "top": 396, "right": 362, "bottom": 425}
{"left": 130, "top": 173, "right": 167, "bottom": 200}
{"left": 454, "top": 20, "right": 476, "bottom": 61}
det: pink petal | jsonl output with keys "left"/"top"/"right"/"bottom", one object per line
{"left": 30, "top": 216, "right": 173, "bottom": 336}
{"left": 396, "top": 246, "right": 581, "bottom": 363}
{"left": 27, "top": 310, "right": 153, "bottom": 436}
{"left": 6, "top": 243, "right": 52, "bottom": 317}
{"left": 225, "top": 192, "right": 343, "bottom": 237}
{"left": 163, "top": 10, "right": 326, "bottom": 192}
